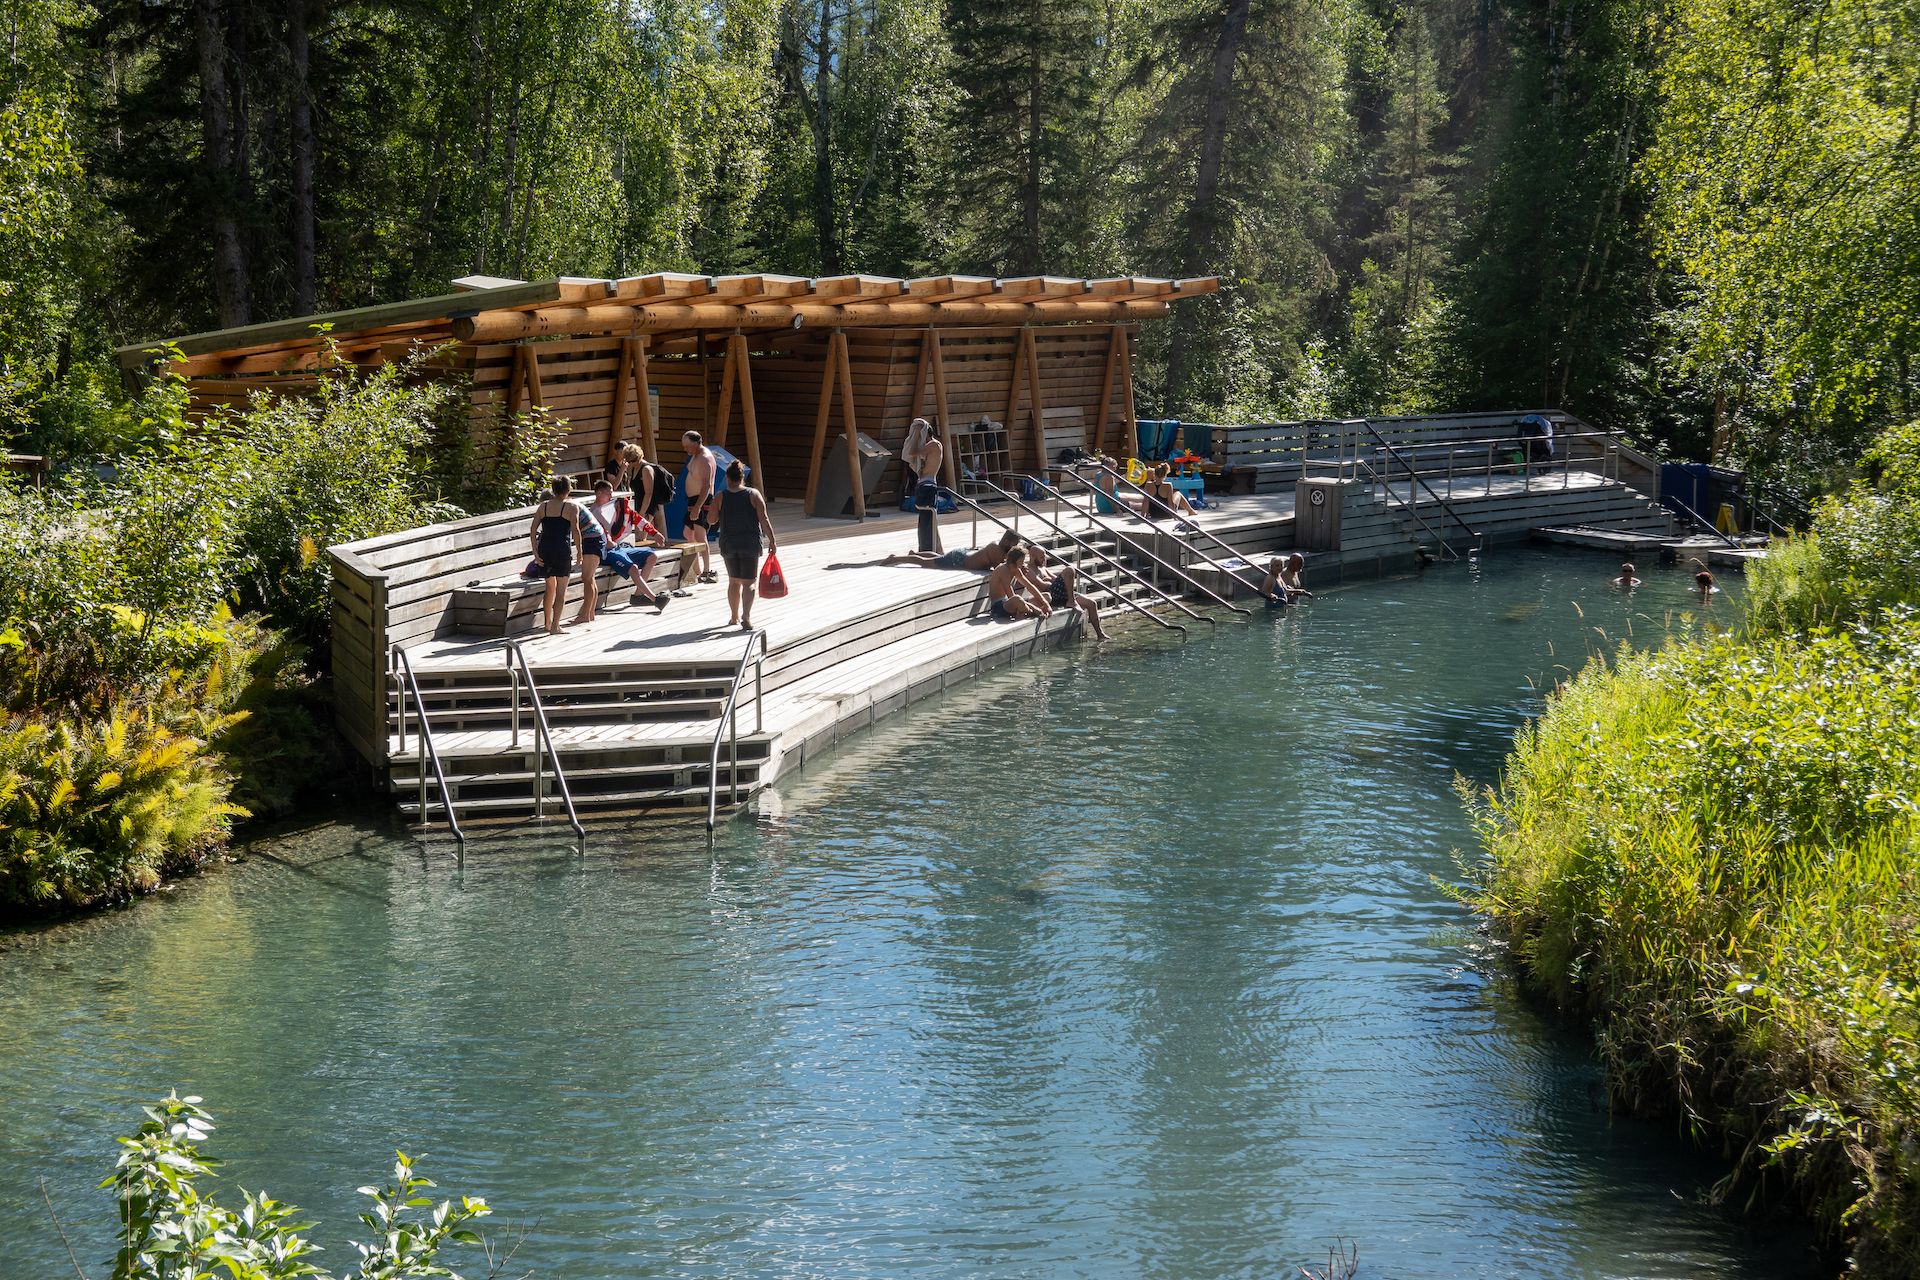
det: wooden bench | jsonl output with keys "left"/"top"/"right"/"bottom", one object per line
{"left": 449, "top": 544, "right": 697, "bottom": 636}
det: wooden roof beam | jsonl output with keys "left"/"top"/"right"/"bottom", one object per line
{"left": 811, "top": 275, "right": 911, "bottom": 303}
{"left": 996, "top": 276, "right": 1091, "bottom": 298}
{"left": 454, "top": 298, "right": 1175, "bottom": 343}
{"left": 610, "top": 272, "right": 715, "bottom": 301}
{"left": 901, "top": 276, "right": 999, "bottom": 303}
{"left": 709, "top": 274, "right": 812, "bottom": 304}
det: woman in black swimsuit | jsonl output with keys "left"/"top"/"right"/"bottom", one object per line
{"left": 715, "top": 459, "right": 777, "bottom": 630}
{"left": 529, "top": 476, "right": 583, "bottom": 635}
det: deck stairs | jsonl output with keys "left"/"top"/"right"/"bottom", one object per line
{"left": 386, "top": 522, "right": 1177, "bottom": 828}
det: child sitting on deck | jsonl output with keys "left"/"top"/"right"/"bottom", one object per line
{"left": 1026, "top": 543, "right": 1108, "bottom": 639}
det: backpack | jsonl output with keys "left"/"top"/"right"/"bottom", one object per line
{"left": 647, "top": 462, "right": 676, "bottom": 506}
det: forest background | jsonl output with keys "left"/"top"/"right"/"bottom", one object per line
{"left": 2, "top": 0, "right": 1915, "bottom": 495}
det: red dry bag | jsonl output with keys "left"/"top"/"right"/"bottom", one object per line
{"left": 758, "top": 553, "right": 789, "bottom": 600}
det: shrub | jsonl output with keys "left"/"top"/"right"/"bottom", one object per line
{"left": 1468, "top": 619, "right": 1920, "bottom": 1272}
{"left": 101, "top": 1093, "right": 490, "bottom": 1280}
{"left": 1744, "top": 419, "right": 1920, "bottom": 634}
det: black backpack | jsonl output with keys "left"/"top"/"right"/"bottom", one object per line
{"left": 646, "top": 461, "right": 676, "bottom": 506}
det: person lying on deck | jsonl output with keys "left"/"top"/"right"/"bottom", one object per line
{"left": 1026, "top": 543, "right": 1108, "bottom": 639}
{"left": 588, "top": 479, "right": 671, "bottom": 614}
{"left": 874, "top": 528, "right": 1022, "bottom": 570}
{"left": 985, "top": 546, "right": 1052, "bottom": 621}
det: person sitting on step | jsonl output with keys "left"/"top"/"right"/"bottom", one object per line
{"left": 1026, "top": 543, "right": 1108, "bottom": 639}
{"left": 985, "top": 545, "right": 1051, "bottom": 621}
{"left": 588, "top": 479, "right": 671, "bottom": 613}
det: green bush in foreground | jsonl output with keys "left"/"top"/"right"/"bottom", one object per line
{"left": 1467, "top": 618, "right": 1920, "bottom": 1273}
{"left": 101, "top": 1094, "right": 489, "bottom": 1280}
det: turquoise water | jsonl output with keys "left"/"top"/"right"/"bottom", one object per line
{"left": 0, "top": 550, "right": 1815, "bottom": 1277}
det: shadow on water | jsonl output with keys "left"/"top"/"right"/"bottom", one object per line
{"left": 0, "top": 549, "right": 1820, "bottom": 1279}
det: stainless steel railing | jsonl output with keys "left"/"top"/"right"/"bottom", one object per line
{"left": 940, "top": 487, "right": 1189, "bottom": 635}
{"left": 706, "top": 629, "right": 769, "bottom": 834}
{"left": 499, "top": 638, "right": 584, "bottom": 836}
{"left": 390, "top": 645, "right": 465, "bottom": 843}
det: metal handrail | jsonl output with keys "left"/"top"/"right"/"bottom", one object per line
{"left": 1026, "top": 473, "right": 1252, "bottom": 615}
{"left": 965, "top": 479, "right": 1215, "bottom": 626}
{"left": 1066, "top": 461, "right": 1272, "bottom": 603}
{"left": 499, "top": 639, "right": 584, "bottom": 836}
{"left": 939, "top": 487, "right": 1187, "bottom": 635}
{"left": 1662, "top": 494, "right": 1745, "bottom": 548}
{"left": 706, "top": 628, "right": 769, "bottom": 833}
{"left": 1351, "top": 420, "right": 1482, "bottom": 558}
{"left": 390, "top": 646, "right": 465, "bottom": 843}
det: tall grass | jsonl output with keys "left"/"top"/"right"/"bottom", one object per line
{"left": 1468, "top": 614, "right": 1920, "bottom": 1273}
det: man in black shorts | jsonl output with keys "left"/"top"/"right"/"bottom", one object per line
{"left": 682, "top": 429, "right": 718, "bottom": 584}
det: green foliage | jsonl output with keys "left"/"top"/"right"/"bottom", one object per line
{"left": 1468, "top": 618, "right": 1920, "bottom": 1271}
{"left": 0, "top": 674, "right": 245, "bottom": 913}
{"left": 104, "top": 1094, "right": 491, "bottom": 1280}
{"left": 1743, "top": 420, "right": 1920, "bottom": 634}
{"left": 1644, "top": 0, "right": 1919, "bottom": 437}
{"left": 1471, "top": 438, "right": 1920, "bottom": 1275}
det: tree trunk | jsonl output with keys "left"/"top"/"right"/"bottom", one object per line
{"left": 195, "top": 0, "right": 250, "bottom": 326}
{"left": 1021, "top": 44, "right": 1042, "bottom": 274}
{"left": 1164, "top": 0, "right": 1249, "bottom": 414}
{"left": 812, "top": 0, "right": 839, "bottom": 272}
{"left": 288, "top": 0, "right": 316, "bottom": 314}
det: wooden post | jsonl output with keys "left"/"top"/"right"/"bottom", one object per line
{"left": 1115, "top": 328, "right": 1137, "bottom": 458}
{"left": 504, "top": 345, "right": 527, "bottom": 416}
{"left": 805, "top": 332, "right": 843, "bottom": 514}
{"left": 632, "top": 336, "right": 656, "bottom": 461}
{"left": 604, "top": 339, "right": 633, "bottom": 465}
{"left": 713, "top": 332, "right": 738, "bottom": 449}
{"left": 1022, "top": 326, "right": 1048, "bottom": 472}
{"left": 698, "top": 335, "right": 711, "bottom": 436}
{"left": 837, "top": 330, "right": 864, "bottom": 520}
{"left": 909, "top": 329, "right": 932, "bottom": 425}
{"left": 929, "top": 331, "right": 957, "bottom": 488}
{"left": 1002, "top": 329, "right": 1024, "bottom": 446}
{"left": 1092, "top": 325, "right": 1122, "bottom": 454}
{"left": 522, "top": 344, "right": 545, "bottom": 411}
{"left": 730, "top": 333, "right": 765, "bottom": 497}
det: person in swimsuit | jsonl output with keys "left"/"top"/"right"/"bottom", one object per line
{"left": 1614, "top": 561, "right": 1641, "bottom": 589}
{"left": 1260, "top": 553, "right": 1313, "bottom": 608}
{"left": 1091, "top": 466, "right": 1149, "bottom": 516}
{"left": 715, "top": 459, "right": 777, "bottom": 630}
{"left": 873, "top": 529, "right": 1020, "bottom": 570}
{"left": 528, "top": 476, "right": 583, "bottom": 635}
{"left": 589, "top": 480, "right": 671, "bottom": 613}
{"left": 1026, "top": 543, "right": 1107, "bottom": 639}
{"left": 572, "top": 495, "right": 614, "bottom": 624}
{"left": 1695, "top": 568, "right": 1718, "bottom": 602}
{"left": 682, "top": 430, "right": 719, "bottom": 584}
{"left": 914, "top": 422, "right": 945, "bottom": 554}
{"left": 984, "top": 545, "right": 1050, "bottom": 620}
{"left": 1148, "top": 462, "right": 1198, "bottom": 519}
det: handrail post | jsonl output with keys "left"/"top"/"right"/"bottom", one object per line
{"left": 755, "top": 655, "right": 764, "bottom": 733}
{"left": 508, "top": 658, "right": 520, "bottom": 748}
{"left": 418, "top": 728, "right": 428, "bottom": 820}
{"left": 729, "top": 702, "right": 739, "bottom": 806}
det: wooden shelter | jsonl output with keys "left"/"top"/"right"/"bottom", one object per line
{"left": 119, "top": 273, "right": 1217, "bottom": 516}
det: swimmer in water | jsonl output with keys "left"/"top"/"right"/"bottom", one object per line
{"left": 1695, "top": 568, "right": 1718, "bottom": 602}
{"left": 1614, "top": 561, "right": 1641, "bottom": 589}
